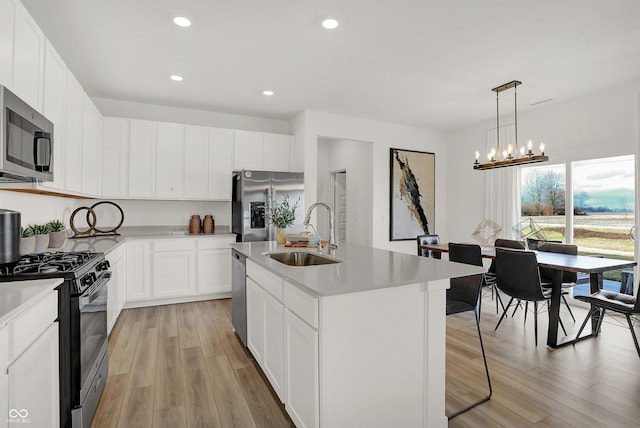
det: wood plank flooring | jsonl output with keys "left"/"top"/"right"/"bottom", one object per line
{"left": 92, "top": 295, "right": 640, "bottom": 428}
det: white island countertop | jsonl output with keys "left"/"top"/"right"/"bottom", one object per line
{"left": 0, "top": 278, "right": 63, "bottom": 325}
{"left": 231, "top": 241, "right": 483, "bottom": 297}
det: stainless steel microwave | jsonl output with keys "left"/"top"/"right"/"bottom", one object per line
{"left": 0, "top": 85, "right": 54, "bottom": 182}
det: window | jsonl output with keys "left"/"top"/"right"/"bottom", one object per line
{"left": 521, "top": 163, "right": 566, "bottom": 242}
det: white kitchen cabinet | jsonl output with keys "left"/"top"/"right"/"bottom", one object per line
{"left": 64, "top": 71, "right": 84, "bottom": 193}
{"left": 128, "top": 120, "right": 157, "bottom": 198}
{"left": 102, "top": 117, "right": 130, "bottom": 198}
{"left": 183, "top": 125, "right": 210, "bottom": 199}
{"left": 81, "top": 94, "right": 103, "bottom": 197}
{"left": 106, "top": 245, "right": 126, "bottom": 334}
{"left": 197, "top": 238, "right": 233, "bottom": 294}
{"left": 125, "top": 240, "right": 152, "bottom": 301}
{"left": 8, "top": 322, "right": 59, "bottom": 428}
{"left": 0, "top": 0, "right": 16, "bottom": 96}
{"left": 40, "top": 40, "right": 67, "bottom": 191}
{"left": 11, "top": 0, "right": 44, "bottom": 111}
{"left": 209, "top": 128, "right": 233, "bottom": 200}
{"left": 152, "top": 239, "right": 196, "bottom": 298}
{"left": 156, "top": 122, "right": 184, "bottom": 199}
{"left": 285, "top": 310, "right": 319, "bottom": 428}
{"left": 246, "top": 278, "right": 265, "bottom": 363}
{"left": 0, "top": 324, "right": 8, "bottom": 428}
{"left": 234, "top": 131, "right": 292, "bottom": 172}
{"left": 263, "top": 290, "right": 285, "bottom": 401}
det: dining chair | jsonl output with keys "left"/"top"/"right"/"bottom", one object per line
{"left": 574, "top": 286, "right": 640, "bottom": 358}
{"left": 446, "top": 273, "right": 492, "bottom": 419}
{"left": 494, "top": 248, "right": 567, "bottom": 346}
{"left": 448, "top": 243, "right": 487, "bottom": 319}
{"left": 416, "top": 234, "right": 441, "bottom": 259}
{"left": 537, "top": 242, "right": 578, "bottom": 321}
{"left": 484, "top": 238, "right": 524, "bottom": 314}
{"left": 526, "top": 238, "right": 561, "bottom": 250}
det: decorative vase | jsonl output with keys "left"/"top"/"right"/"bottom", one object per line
{"left": 276, "top": 228, "right": 287, "bottom": 244}
{"left": 20, "top": 236, "right": 36, "bottom": 255}
{"left": 203, "top": 215, "right": 215, "bottom": 234}
{"left": 189, "top": 215, "right": 202, "bottom": 234}
{"left": 33, "top": 233, "right": 50, "bottom": 253}
{"left": 49, "top": 230, "right": 67, "bottom": 248}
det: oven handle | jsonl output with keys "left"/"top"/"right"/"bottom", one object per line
{"left": 79, "top": 271, "right": 111, "bottom": 305}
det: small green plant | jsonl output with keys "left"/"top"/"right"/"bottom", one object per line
{"left": 26, "top": 224, "right": 50, "bottom": 235}
{"left": 21, "top": 227, "right": 33, "bottom": 238}
{"left": 47, "top": 219, "right": 66, "bottom": 232}
{"left": 266, "top": 195, "right": 300, "bottom": 228}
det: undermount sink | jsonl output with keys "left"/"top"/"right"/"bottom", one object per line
{"left": 266, "top": 251, "right": 341, "bottom": 266}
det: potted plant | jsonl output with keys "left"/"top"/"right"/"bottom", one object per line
{"left": 20, "top": 227, "right": 36, "bottom": 255}
{"left": 266, "top": 195, "right": 300, "bottom": 244}
{"left": 47, "top": 219, "right": 67, "bottom": 248}
{"left": 26, "top": 224, "right": 50, "bottom": 253}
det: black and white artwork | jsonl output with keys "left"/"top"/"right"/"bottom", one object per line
{"left": 389, "top": 148, "right": 435, "bottom": 241}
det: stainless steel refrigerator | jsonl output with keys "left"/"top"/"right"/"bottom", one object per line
{"left": 232, "top": 170, "right": 304, "bottom": 241}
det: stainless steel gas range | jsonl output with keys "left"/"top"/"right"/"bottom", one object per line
{"left": 0, "top": 251, "right": 111, "bottom": 428}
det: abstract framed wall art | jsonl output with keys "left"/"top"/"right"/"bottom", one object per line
{"left": 389, "top": 148, "right": 435, "bottom": 241}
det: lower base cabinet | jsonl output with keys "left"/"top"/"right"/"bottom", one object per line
{"left": 285, "top": 310, "right": 319, "bottom": 428}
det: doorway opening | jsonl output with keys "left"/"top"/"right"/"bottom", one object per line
{"left": 331, "top": 170, "right": 347, "bottom": 244}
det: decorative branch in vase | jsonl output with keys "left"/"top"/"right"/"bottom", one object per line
{"left": 266, "top": 195, "right": 300, "bottom": 244}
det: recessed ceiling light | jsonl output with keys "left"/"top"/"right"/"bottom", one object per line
{"left": 170, "top": 75, "right": 183, "bottom": 82}
{"left": 321, "top": 18, "right": 339, "bottom": 30}
{"left": 173, "top": 16, "right": 191, "bottom": 27}
{"left": 262, "top": 90, "right": 275, "bottom": 96}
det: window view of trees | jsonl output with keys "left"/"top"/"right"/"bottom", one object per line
{"left": 521, "top": 164, "right": 566, "bottom": 241}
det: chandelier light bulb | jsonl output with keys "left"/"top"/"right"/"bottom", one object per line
{"left": 539, "top": 142, "right": 545, "bottom": 155}
{"left": 520, "top": 146, "right": 525, "bottom": 157}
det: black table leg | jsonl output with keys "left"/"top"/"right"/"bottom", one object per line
{"left": 590, "top": 272, "right": 603, "bottom": 333}
{"left": 546, "top": 269, "right": 563, "bottom": 347}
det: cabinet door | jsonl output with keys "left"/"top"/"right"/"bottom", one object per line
{"left": 233, "top": 131, "right": 263, "bottom": 171}
{"left": 8, "top": 322, "right": 59, "bottom": 428}
{"left": 262, "top": 134, "right": 291, "bottom": 172}
{"left": 107, "top": 260, "right": 119, "bottom": 334}
{"left": 197, "top": 248, "right": 231, "bottom": 294}
{"left": 0, "top": 0, "right": 16, "bottom": 88}
{"left": 156, "top": 122, "right": 184, "bottom": 198}
{"left": 128, "top": 120, "right": 157, "bottom": 198}
{"left": 209, "top": 128, "right": 233, "bottom": 200}
{"left": 64, "top": 71, "right": 83, "bottom": 193}
{"left": 0, "top": 324, "right": 7, "bottom": 428}
{"left": 115, "top": 257, "right": 126, "bottom": 315}
{"left": 11, "top": 1, "right": 44, "bottom": 110}
{"left": 152, "top": 250, "right": 195, "bottom": 298}
{"left": 40, "top": 41, "right": 67, "bottom": 191}
{"left": 285, "top": 311, "right": 319, "bottom": 428}
{"left": 102, "top": 117, "right": 130, "bottom": 198}
{"left": 183, "top": 125, "right": 210, "bottom": 199}
{"left": 81, "top": 95, "right": 103, "bottom": 196}
{"left": 246, "top": 278, "right": 264, "bottom": 363}
{"left": 125, "top": 241, "right": 152, "bottom": 301}
{"left": 263, "top": 291, "right": 285, "bottom": 401}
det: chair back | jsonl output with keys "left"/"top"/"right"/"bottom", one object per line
{"left": 448, "top": 243, "right": 483, "bottom": 267}
{"left": 537, "top": 242, "right": 578, "bottom": 283}
{"left": 495, "top": 248, "right": 547, "bottom": 302}
{"left": 417, "top": 234, "right": 442, "bottom": 259}
{"left": 489, "top": 239, "right": 525, "bottom": 273}
{"left": 447, "top": 274, "right": 484, "bottom": 315}
{"left": 526, "top": 238, "right": 561, "bottom": 250}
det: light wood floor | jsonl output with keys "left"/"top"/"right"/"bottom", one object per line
{"left": 92, "top": 294, "right": 640, "bottom": 428}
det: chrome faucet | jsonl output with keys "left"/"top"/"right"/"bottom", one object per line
{"left": 304, "top": 202, "right": 338, "bottom": 249}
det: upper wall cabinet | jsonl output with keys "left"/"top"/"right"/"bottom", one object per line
{"left": 11, "top": 0, "right": 44, "bottom": 111}
{"left": 128, "top": 119, "right": 157, "bottom": 198}
{"left": 234, "top": 131, "right": 292, "bottom": 172}
{"left": 0, "top": 0, "right": 16, "bottom": 87}
{"left": 81, "top": 94, "right": 103, "bottom": 196}
{"left": 64, "top": 71, "right": 84, "bottom": 194}
{"left": 156, "top": 122, "right": 185, "bottom": 199}
{"left": 102, "top": 117, "right": 129, "bottom": 198}
{"left": 208, "top": 128, "right": 233, "bottom": 200}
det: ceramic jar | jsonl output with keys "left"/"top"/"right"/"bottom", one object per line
{"left": 203, "top": 215, "right": 214, "bottom": 234}
{"left": 189, "top": 215, "right": 202, "bottom": 234}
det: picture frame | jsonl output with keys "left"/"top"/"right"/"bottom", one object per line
{"left": 389, "top": 148, "right": 435, "bottom": 241}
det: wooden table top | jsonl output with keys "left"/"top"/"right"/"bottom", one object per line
{"left": 419, "top": 243, "right": 637, "bottom": 273}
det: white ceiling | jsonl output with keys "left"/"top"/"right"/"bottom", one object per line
{"left": 22, "top": 0, "right": 640, "bottom": 131}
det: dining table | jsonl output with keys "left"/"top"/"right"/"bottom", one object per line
{"left": 419, "top": 242, "right": 637, "bottom": 348}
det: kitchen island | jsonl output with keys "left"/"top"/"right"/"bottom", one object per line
{"left": 231, "top": 241, "right": 483, "bottom": 428}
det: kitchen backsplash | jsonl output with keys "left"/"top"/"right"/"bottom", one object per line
{"left": 1, "top": 190, "right": 231, "bottom": 229}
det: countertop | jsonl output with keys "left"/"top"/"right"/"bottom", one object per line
{"left": 57, "top": 225, "right": 236, "bottom": 254}
{"left": 231, "top": 241, "right": 484, "bottom": 297}
{"left": 0, "top": 278, "right": 63, "bottom": 325}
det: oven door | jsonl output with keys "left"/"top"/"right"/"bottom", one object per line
{"left": 77, "top": 271, "right": 110, "bottom": 405}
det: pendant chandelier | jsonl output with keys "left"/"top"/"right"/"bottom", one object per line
{"left": 473, "top": 80, "right": 548, "bottom": 170}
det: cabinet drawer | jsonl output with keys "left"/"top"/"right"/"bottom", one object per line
{"left": 247, "top": 260, "right": 283, "bottom": 301}
{"left": 197, "top": 237, "right": 235, "bottom": 250}
{"left": 153, "top": 238, "right": 196, "bottom": 251}
{"left": 8, "top": 290, "right": 57, "bottom": 360}
{"left": 284, "top": 281, "right": 318, "bottom": 328}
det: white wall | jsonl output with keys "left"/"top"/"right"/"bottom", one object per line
{"left": 317, "top": 137, "right": 373, "bottom": 246}
{"left": 445, "top": 80, "right": 640, "bottom": 246}
{"left": 93, "top": 97, "right": 291, "bottom": 134}
{"left": 0, "top": 191, "right": 77, "bottom": 228}
{"left": 296, "top": 110, "right": 447, "bottom": 254}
